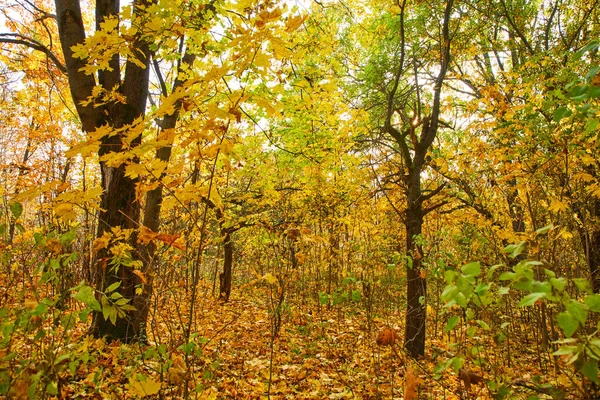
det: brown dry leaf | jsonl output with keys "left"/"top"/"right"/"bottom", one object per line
{"left": 376, "top": 328, "right": 397, "bottom": 346}
{"left": 459, "top": 368, "right": 484, "bottom": 392}
{"left": 137, "top": 226, "right": 158, "bottom": 244}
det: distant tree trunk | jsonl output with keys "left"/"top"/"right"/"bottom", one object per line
{"left": 219, "top": 231, "right": 233, "bottom": 301}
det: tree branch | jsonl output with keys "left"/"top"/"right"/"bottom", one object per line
{"left": 0, "top": 33, "right": 66, "bottom": 72}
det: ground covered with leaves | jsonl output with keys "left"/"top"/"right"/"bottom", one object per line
{"left": 0, "top": 275, "right": 587, "bottom": 400}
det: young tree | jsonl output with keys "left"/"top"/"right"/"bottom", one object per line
{"left": 352, "top": 0, "right": 455, "bottom": 357}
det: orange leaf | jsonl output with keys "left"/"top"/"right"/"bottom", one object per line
{"left": 376, "top": 328, "right": 398, "bottom": 346}
{"left": 405, "top": 366, "right": 417, "bottom": 400}
{"left": 132, "top": 269, "right": 148, "bottom": 284}
{"left": 138, "top": 226, "right": 158, "bottom": 244}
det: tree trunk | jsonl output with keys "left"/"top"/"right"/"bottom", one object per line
{"left": 219, "top": 231, "right": 233, "bottom": 301}
{"left": 582, "top": 197, "right": 600, "bottom": 293}
{"left": 55, "top": 0, "right": 152, "bottom": 342}
{"left": 404, "top": 172, "right": 426, "bottom": 358}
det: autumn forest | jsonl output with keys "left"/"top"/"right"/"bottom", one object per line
{"left": 0, "top": 0, "right": 599, "bottom": 398}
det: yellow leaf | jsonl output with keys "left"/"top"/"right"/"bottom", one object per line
{"left": 586, "top": 184, "right": 600, "bottom": 199}
{"left": 560, "top": 229, "right": 573, "bottom": 240}
{"left": 92, "top": 233, "right": 111, "bottom": 253}
{"left": 24, "top": 298, "right": 38, "bottom": 310}
{"left": 130, "top": 377, "right": 161, "bottom": 397}
{"left": 548, "top": 199, "right": 568, "bottom": 213}
{"left": 137, "top": 226, "right": 158, "bottom": 244}
{"left": 207, "top": 103, "right": 230, "bottom": 120}
{"left": 574, "top": 172, "right": 595, "bottom": 183}
{"left": 254, "top": 98, "right": 280, "bottom": 117}
{"left": 262, "top": 273, "right": 278, "bottom": 285}
{"left": 54, "top": 203, "right": 76, "bottom": 221}
{"left": 285, "top": 14, "right": 307, "bottom": 33}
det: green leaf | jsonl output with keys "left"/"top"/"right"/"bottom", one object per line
{"left": 476, "top": 320, "right": 490, "bottom": 330}
{"left": 493, "top": 332, "right": 507, "bottom": 346}
{"left": 474, "top": 283, "right": 490, "bottom": 295}
{"left": 444, "top": 269, "right": 456, "bottom": 283}
{"left": 550, "top": 277, "right": 567, "bottom": 293}
{"left": 106, "top": 281, "right": 121, "bottom": 293}
{"left": 461, "top": 262, "right": 481, "bottom": 277}
{"left": 9, "top": 202, "right": 22, "bottom": 219}
{"left": 441, "top": 284, "right": 459, "bottom": 303}
{"left": 585, "top": 119, "right": 599, "bottom": 134}
{"left": 46, "top": 381, "right": 58, "bottom": 396}
{"left": 433, "top": 358, "right": 453, "bottom": 375}
{"left": 532, "top": 281, "right": 552, "bottom": 294}
{"left": 445, "top": 316, "right": 459, "bottom": 332}
{"left": 552, "top": 345, "right": 579, "bottom": 356}
{"left": 535, "top": 224, "right": 553, "bottom": 235}
{"left": 574, "top": 278, "right": 592, "bottom": 294}
{"left": 318, "top": 292, "right": 330, "bottom": 305}
{"left": 544, "top": 269, "right": 556, "bottom": 278}
{"left": 504, "top": 242, "right": 525, "bottom": 259}
{"left": 575, "top": 41, "right": 600, "bottom": 60}
{"left": 581, "top": 360, "right": 600, "bottom": 384}
{"left": 31, "top": 302, "right": 48, "bottom": 317}
{"left": 499, "top": 271, "right": 515, "bottom": 281}
{"left": 557, "top": 312, "right": 579, "bottom": 337}
{"left": 487, "top": 264, "right": 502, "bottom": 280}
{"left": 553, "top": 106, "right": 572, "bottom": 122}
{"left": 585, "top": 294, "right": 600, "bottom": 312}
{"left": 588, "top": 86, "right": 600, "bottom": 99}
{"left": 567, "top": 300, "right": 589, "bottom": 324}
{"left": 72, "top": 285, "right": 102, "bottom": 311}
{"left": 518, "top": 292, "right": 546, "bottom": 307}
{"left": 570, "top": 85, "right": 589, "bottom": 100}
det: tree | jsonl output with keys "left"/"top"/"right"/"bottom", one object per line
{"left": 353, "top": 0, "right": 455, "bottom": 357}
{"left": 0, "top": 0, "right": 217, "bottom": 341}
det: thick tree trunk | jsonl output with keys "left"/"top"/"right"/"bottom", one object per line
{"left": 90, "top": 163, "right": 143, "bottom": 341}
{"left": 90, "top": 51, "right": 151, "bottom": 341}
{"left": 55, "top": 0, "right": 152, "bottom": 342}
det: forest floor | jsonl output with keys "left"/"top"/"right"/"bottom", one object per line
{"left": 2, "top": 280, "right": 586, "bottom": 399}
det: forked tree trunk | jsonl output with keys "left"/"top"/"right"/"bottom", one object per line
{"left": 55, "top": 0, "right": 152, "bottom": 342}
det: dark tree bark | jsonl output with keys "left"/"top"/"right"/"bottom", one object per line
{"left": 219, "top": 231, "right": 234, "bottom": 301}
